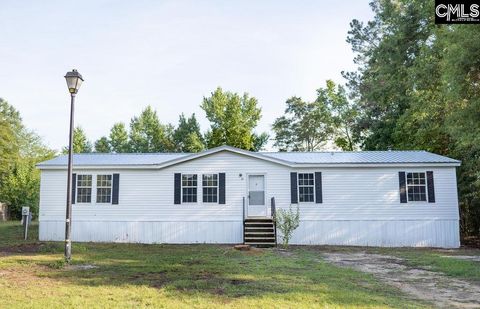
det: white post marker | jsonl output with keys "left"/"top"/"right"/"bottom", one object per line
{"left": 21, "top": 206, "right": 30, "bottom": 240}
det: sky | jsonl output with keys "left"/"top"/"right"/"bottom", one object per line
{"left": 0, "top": 0, "right": 373, "bottom": 151}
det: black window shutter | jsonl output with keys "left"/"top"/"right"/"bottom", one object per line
{"left": 219, "top": 173, "right": 226, "bottom": 204}
{"left": 174, "top": 173, "right": 181, "bottom": 204}
{"left": 112, "top": 173, "right": 120, "bottom": 205}
{"left": 315, "top": 172, "right": 323, "bottom": 203}
{"left": 399, "top": 171, "right": 407, "bottom": 203}
{"left": 290, "top": 172, "right": 298, "bottom": 204}
{"left": 72, "top": 173, "right": 76, "bottom": 204}
{"left": 427, "top": 171, "right": 435, "bottom": 203}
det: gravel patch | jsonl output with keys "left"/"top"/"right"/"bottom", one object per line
{"left": 323, "top": 252, "right": 480, "bottom": 308}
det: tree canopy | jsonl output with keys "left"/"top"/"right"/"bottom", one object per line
{"left": 129, "top": 106, "right": 174, "bottom": 152}
{"left": 272, "top": 96, "right": 333, "bottom": 151}
{"left": 63, "top": 127, "right": 92, "bottom": 154}
{"left": 94, "top": 136, "right": 111, "bottom": 153}
{"left": 109, "top": 122, "right": 130, "bottom": 153}
{"left": 201, "top": 87, "right": 268, "bottom": 151}
{"left": 316, "top": 80, "right": 358, "bottom": 151}
{"left": 173, "top": 113, "right": 205, "bottom": 152}
{"left": 0, "top": 98, "right": 54, "bottom": 218}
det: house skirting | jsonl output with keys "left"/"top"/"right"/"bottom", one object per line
{"left": 39, "top": 220, "right": 243, "bottom": 244}
{"left": 39, "top": 219, "right": 460, "bottom": 248}
{"left": 290, "top": 219, "right": 460, "bottom": 248}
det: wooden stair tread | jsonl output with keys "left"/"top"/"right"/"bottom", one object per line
{"left": 243, "top": 217, "right": 276, "bottom": 247}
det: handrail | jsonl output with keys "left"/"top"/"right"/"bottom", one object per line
{"left": 242, "top": 197, "right": 245, "bottom": 222}
{"left": 271, "top": 197, "right": 277, "bottom": 247}
{"left": 270, "top": 197, "right": 276, "bottom": 219}
{"left": 242, "top": 197, "right": 245, "bottom": 244}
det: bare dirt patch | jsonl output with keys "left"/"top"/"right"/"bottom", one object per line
{"left": 273, "top": 248, "right": 295, "bottom": 257}
{"left": 323, "top": 252, "right": 480, "bottom": 308}
{"left": 0, "top": 242, "right": 45, "bottom": 254}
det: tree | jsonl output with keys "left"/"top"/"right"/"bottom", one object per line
{"left": 163, "top": 124, "right": 176, "bottom": 152}
{"left": 109, "top": 122, "right": 130, "bottom": 153}
{"left": 0, "top": 158, "right": 42, "bottom": 218}
{"left": 344, "top": 0, "right": 433, "bottom": 150}
{"left": 272, "top": 97, "right": 333, "bottom": 151}
{"left": 316, "top": 80, "right": 358, "bottom": 151}
{"left": 173, "top": 114, "right": 205, "bottom": 152}
{"left": 201, "top": 87, "right": 267, "bottom": 151}
{"left": 129, "top": 106, "right": 174, "bottom": 152}
{"left": 251, "top": 132, "right": 269, "bottom": 152}
{"left": 0, "top": 98, "right": 21, "bottom": 177}
{"left": 440, "top": 25, "right": 480, "bottom": 237}
{"left": 0, "top": 118, "right": 18, "bottom": 178}
{"left": 0, "top": 98, "right": 54, "bottom": 218}
{"left": 62, "top": 127, "right": 92, "bottom": 154}
{"left": 94, "top": 136, "right": 111, "bottom": 153}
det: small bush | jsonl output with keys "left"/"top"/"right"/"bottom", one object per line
{"left": 275, "top": 205, "right": 300, "bottom": 248}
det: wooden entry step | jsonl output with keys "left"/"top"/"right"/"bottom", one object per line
{"left": 244, "top": 217, "right": 276, "bottom": 247}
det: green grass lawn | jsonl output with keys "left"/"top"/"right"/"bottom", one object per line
{"left": 3, "top": 221, "right": 477, "bottom": 308}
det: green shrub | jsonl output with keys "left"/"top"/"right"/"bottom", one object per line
{"left": 274, "top": 205, "right": 300, "bottom": 248}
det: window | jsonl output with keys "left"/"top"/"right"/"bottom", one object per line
{"left": 407, "top": 172, "right": 427, "bottom": 202}
{"left": 96, "top": 175, "right": 112, "bottom": 203}
{"left": 182, "top": 174, "right": 197, "bottom": 203}
{"left": 77, "top": 175, "right": 92, "bottom": 203}
{"left": 298, "top": 173, "right": 314, "bottom": 202}
{"left": 202, "top": 174, "right": 218, "bottom": 203}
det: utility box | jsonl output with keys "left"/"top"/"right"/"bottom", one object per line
{"left": 0, "top": 203, "right": 8, "bottom": 221}
{"left": 21, "top": 206, "right": 31, "bottom": 240}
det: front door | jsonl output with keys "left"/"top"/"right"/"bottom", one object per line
{"left": 247, "top": 175, "right": 266, "bottom": 217}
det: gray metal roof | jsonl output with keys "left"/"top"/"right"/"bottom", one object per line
{"left": 37, "top": 153, "right": 188, "bottom": 166}
{"left": 261, "top": 151, "right": 460, "bottom": 164}
{"left": 37, "top": 147, "right": 460, "bottom": 168}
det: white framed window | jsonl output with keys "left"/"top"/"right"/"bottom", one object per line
{"left": 182, "top": 174, "right": 197, "bottom": 203}
{"left": 202, "top": 174, "right": 218, "bottom": 203}
{"left": 407, "top": 172, "right": 427, "bottom": 202}
{"left": 298, "top": 173, "right": 314, "bottom": 202}
{"left": 77, "top": 175, "right": 92, "bottom": 203}
{"left": 96, "top": 174, "right": 112, "bottom": 203}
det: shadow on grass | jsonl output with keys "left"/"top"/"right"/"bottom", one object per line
{"left": 0, "top": 220, "right": 424, "bottom": 307}
{"left": 7, "top": 243, "right": 422, "bottom": 307}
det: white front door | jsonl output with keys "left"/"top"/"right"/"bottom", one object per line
{"left": 247, "top": 175, "right": 266, "bottom": 217}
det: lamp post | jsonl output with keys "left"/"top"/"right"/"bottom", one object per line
{"left": 64, "top": 69, "right": 83, "bottom": 263}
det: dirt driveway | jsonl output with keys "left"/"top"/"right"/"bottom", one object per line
{"left": 323, "top": 252, "right": 480, "bottom": 308}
